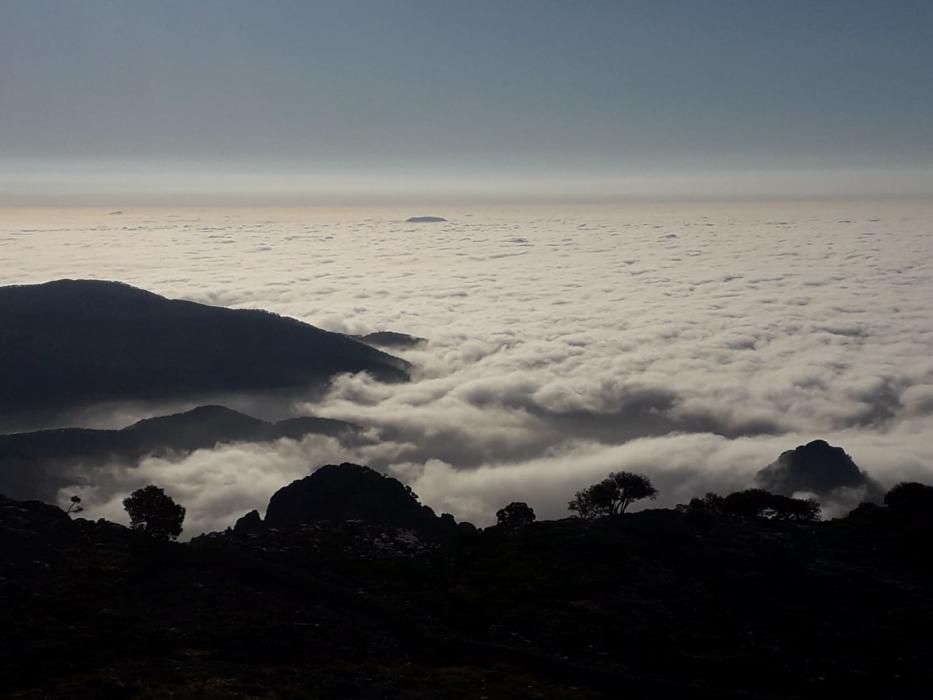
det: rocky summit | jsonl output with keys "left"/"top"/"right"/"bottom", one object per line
{"left": 263, "top": 463, "right": 458, "bottom": 536}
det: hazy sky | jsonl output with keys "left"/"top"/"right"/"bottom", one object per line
{"left": 2, "top": 0, "right": 932, "bottom": 202}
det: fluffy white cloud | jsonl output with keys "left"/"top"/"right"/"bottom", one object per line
{"left": 3, "top": 200, "right": 932, "bottom": 533}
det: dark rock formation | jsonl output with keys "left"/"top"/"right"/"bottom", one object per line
{"left": 233, "top": 509, "right": 263, "bottom": 535}
{"left": 0, "top": 279, "right": 410, "bottom": 419}
{"left": 405, "top": 216, "right": 447, "bottom": 223}
{"left": 756, "top": 439, "right": 883, "bottom": 503}
{"left": 0, "top": 405, "right": 363, "bottom": 501}
{"left": 0, "top": 494, "right": 75, "bottom": 567}
{"left": 264, "top": 462, "right": 454, "bottom": 535}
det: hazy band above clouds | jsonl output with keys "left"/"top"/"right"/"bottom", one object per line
{"left": 2, "top": 161, "right": 932, "bottom": 206}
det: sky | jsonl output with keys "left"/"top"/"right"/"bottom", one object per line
{"left": 2, "top": 0, "right": 933, "bottom": 203}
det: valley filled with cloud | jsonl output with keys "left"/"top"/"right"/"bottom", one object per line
{"left": 3, "top": 200, "right": 932, "bottom": 534}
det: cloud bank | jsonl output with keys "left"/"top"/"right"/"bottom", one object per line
{"left": 2, "top": 200, "right": 932, "bottom": 533}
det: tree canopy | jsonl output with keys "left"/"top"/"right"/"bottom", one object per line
{"left": 122, "top": 485, "right": 185, "bottom": 540}
{"left": 496, "top": 502, "right": 536, "bottom": 527}
{"left": 568, "top": 471, "right": 658, "bottom": 519}
{"left": 884, "top": 482, "right": 933, "bottom": 516}
{"left": 719, "top": 489, "right": 820, "bottom": 522}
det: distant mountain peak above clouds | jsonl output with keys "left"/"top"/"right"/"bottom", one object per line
{"left": 0, "top": 279, "right": 410, "bottom": 419}
{"left": 350, "top": 331, "right": 427, "bottom": 350}
{"left": 405, "top": 216, "right": 447, "bottom": 223}
{"left": 755, "top": 439, "right": 884, "bottom": 514}
{"left": 0, "top": 404, "right": 363, "bottom": 502}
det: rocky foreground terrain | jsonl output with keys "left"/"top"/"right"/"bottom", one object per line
{"left": 2, "top": 464, "right": 933, "bottom": 699}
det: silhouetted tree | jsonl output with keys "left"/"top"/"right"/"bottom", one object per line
{"left": 721, "top": 489, "right": 773, "bottom": 518}
{"left": 567, "top": 488, "right": 598, "bottom": 519}
{"left": 678, "top": 492, "right": 725, "bottom": 514}
{"left": 845, "top": 501, "right": 883, "bottom": 521}
{"left": 676, "top": 492, "right": 725, "bottom": 528}
{"left": 770, "top": 495, "right": 820, "bottom": 521}
{"left": 721, "top": 488, "right": 819, "bottom": 522}
{"left": 64, "top": 495, "right": 83, "bottom": 516}
{"left": 123, "top": 485, "right": 185, "bottom": 540}
{"left": 884, "top": 482, "right": 933, "bottom": 516}
{"left": 496, "top": 502, "right": 536, "bottom": 527}
{"left": 569, "top": 472, "right": 657, "bottom": 519}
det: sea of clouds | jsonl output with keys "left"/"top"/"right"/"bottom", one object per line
{"left": 2, "top": 200, "right": 932, "bottom": 534}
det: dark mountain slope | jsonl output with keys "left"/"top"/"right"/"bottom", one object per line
{"left": 0, "top": 279, "right": 410, "bottom": 416}
{"left": 0, "top": 405, "right": 361, "bottom": 501}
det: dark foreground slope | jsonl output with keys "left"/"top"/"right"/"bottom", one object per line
{"left": 0, "top": 406, "right": 362, "bottom": 501}
{"left": 3, "top": 485, "right": 933, "bottom": 698}
{"left": 0, "top": 280, "right": 409, "bottom": 418}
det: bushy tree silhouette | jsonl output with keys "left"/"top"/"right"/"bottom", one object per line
{"left": 677, "top": 492, "right": 725, "bottom": 528}
{"left": 496, "top": 502, "right": 536, "bottom": 527}
{"left": 569, "top": 471, "right": 657, "bottom": 519}
{"left": 681, "top": 492, "right": 725, "bottom": 513}
{"left": 884, "top": 482, "right": 933, "bottom": 516}
{"left": 721, "top": 489, "right": 773, "bottom": 518}
{"left": 122, "top": 485, "right": 185, "bottom": 540}
{"left": 720, "top": 489, "right": 819, "bottom": 522}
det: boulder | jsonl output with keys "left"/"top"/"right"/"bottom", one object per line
{"left": 264, "top": 463, "right": 456, "bottom": 536}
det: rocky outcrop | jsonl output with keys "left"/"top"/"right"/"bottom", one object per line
{"left": 756, "top": 439, "right": 883, "bottom": 503}
{"left": 0, "top": 494, "right": 75, "bottom": 568}
{"left": 233, "top": 509, "right": 263, "bottom": 535}
{"left": 263, "top": 463, "right": 456, "bottom": 536}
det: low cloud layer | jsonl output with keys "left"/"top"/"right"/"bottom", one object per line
{"left": 3, "top": 200, "right": 933, "bottom": 533}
